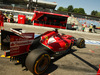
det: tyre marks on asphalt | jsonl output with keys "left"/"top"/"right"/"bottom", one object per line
{"left": 88, "top": 46, "right": 99, "bottom": 53}
{"left": 89, "top": 50, "right": 95, "bottom": 53}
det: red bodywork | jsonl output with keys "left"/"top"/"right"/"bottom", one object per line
{"left": 2, "top": 29, "right": 76, "bottom": 57}
{"left": 40, "top": 31, "right": 75, "bottom": 52}
{"left": 0, "top": 14, "right": 4, "bottom": 26}
{"left": 97, "top": 65, "right": 100, "bottom": 75}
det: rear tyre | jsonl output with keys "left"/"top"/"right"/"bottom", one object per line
{"left": 76, "top": 38, "right": 85, "bottom": 48}
{"left": 25, "top": 49, "right": 51, "bottom": 75}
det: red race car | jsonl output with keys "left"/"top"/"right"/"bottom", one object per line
{"left": 1, "top": 29, "right": 85, "bottom": 75}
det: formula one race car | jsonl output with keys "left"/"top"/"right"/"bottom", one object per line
{"left": 1, "top": 29, "right": 85, "bottom": 75}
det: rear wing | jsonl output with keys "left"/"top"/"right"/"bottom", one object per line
{"left": 1, "top": 28, "right": 34, "bottom": 57}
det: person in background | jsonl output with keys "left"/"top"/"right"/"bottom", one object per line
{"left": 93, "top": 25, "right": 96, "bottom": 33}
{"left": 89, "top": 23, "right": 93, "bottom": 32}
{"left": 9, "top": 12, "right": 14, "bottom": 23}
{"left": 76, "top": 25, "right": 79, "bottom": 31}
{"left": 72, "top": 23, "right": 75, "bottom": 28}
{"left": 82, "top": 24, "right": 86, "bottom": 32}
{"left": 27, "top": 15, "right": 31, "bottom": 24}
{"left": 4, "top": 11, "right": 8, "bottom": 22}
{"left": 0, "top": 11, "right": 4, "bottom": 31}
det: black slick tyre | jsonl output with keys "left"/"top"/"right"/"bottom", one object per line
{"left": 76, "top": 38, "right": 85, "bottom": 48}
{"left": 25, "top": 49, "right": 51, "bottom": 75}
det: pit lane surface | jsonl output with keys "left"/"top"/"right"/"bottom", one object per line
{"left": 0, "top": 23, "right": 100, "bottom": 75}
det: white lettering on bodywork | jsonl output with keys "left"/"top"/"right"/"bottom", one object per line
{"left": 48, "top": 36, "right": 56, "bottom": 44}
{"left": 10, "top": 40, "right": 33, "bottom": 47}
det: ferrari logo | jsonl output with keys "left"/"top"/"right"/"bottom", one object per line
{"left": 65, "top": 43, "right": 68, "bottom": 48}
{"left": 45, "top": 36, "right": 48, "bottom": 40}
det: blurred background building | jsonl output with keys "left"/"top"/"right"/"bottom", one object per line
{"left": 0, "top": 0, "right": 57, "bottom": 11}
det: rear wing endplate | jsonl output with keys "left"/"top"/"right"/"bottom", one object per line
{"left": 1, "top": 29, "right": 34, "bottom": 56}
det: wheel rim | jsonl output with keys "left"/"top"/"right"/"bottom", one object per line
{"left": 79, "top": 39, "right": 85, "bottom": 47}
{"left": 34, "top": 54, "right": 50, "bottom": 75}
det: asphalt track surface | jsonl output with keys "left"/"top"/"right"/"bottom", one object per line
{"left": 0, "top": 23, "right": 100, "bottom": 75}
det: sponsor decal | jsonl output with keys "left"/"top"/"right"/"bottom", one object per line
{"left": 20, "top": 17, "right": 23, "bottom": 19}
{"left": 10, "top": 39, "right": 33, "bottom": 47}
